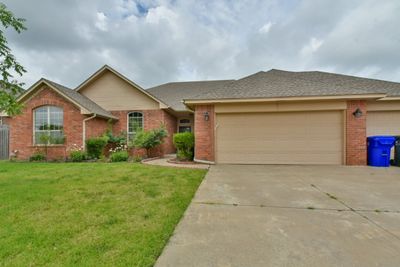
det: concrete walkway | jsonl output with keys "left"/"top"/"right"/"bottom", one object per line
{"left": 156, "top": 165, "right": 400, "bottom": 267}
{"left": 142, "top": 154, "right": 209, "bottom": 169}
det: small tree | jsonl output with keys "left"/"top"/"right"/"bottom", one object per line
{"left": 133, "top": 127, "right": 168, "bottom": 157}
{"left": 37, "top": 132, "right": 65, "bottom": 161}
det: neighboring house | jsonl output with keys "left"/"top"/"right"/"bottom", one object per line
{"left": 2, "top": 65, "right": 400, "bottom": 165}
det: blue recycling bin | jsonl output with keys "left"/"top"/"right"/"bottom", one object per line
{"left": 367, "top": 136, "right": 396, "bottom": 167}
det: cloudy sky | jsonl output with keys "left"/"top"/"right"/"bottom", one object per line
{"left": 3, "top": 0, "right": 400, "bottom": 89}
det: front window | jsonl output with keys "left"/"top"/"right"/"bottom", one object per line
{"left": 128, "top": 112, "right": 143, "bottom": 141}
{"left": 34, "top": 106, "right": 64, "bottom": 145}
{"left": 178, "top": 118, "right": 192, "bottom": 133}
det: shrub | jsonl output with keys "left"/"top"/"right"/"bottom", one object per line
{"left": 110, "top": 151, "right": 129, "bottom": 162}
{"left": 69, "top": 150, "right": 86, "bottom": 162}
{"left": 68, "top": 144, "right": 86, "bottom": 162}
{"left": 173, "top": 132, "right": 195, "bottom": 161}
{"left": 29, "top": 151, "right": 46, "bottom": 162}
{"left": 104, "top": 130, "right": 127, "bottom": 145}
{"left": 86, "top": 136, "right": 108, "bottom": 159}
{"left": 133, "top": 127, "right": 168, "bottom": 157}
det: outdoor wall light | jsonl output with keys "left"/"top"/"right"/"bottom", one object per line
{"left": 353, "top": 108, "right": 363, "bottom": 118}
{"left": 203, "top": 111, "right": 210, "bottom": 121}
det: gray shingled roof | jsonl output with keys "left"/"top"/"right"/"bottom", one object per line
{"left": 183, "top": 69, "right": 400, "bottom": 101}
{"left": 146, "top": 80, "right": 234, "bottom": 111}
{"left": 43, "top": 79, "right": 117, "bottom": 119}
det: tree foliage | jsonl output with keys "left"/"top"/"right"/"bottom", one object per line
{"left": 0, "top": 3, "right": 26, "bottom": 115}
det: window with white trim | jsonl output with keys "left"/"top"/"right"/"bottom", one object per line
{"left": 34, "top": 106, "right": 64, "bottom": 145}
{"left": 128, "top": 112, "right": 143, "bottom": 141}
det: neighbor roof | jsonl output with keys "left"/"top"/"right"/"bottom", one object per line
{"left": 183, "top": 69, "right": 400, "bottom": 102}
{"left": 146, "top": 80, "right": 234, "bottom": 111}
{"left": 18, "top": 79, "right": 117, "bottom": 119}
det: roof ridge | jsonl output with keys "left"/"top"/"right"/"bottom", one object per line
{"left": 42, "top": 78, "right": 73, "bottom": 90}
{"left": 309, "top": 70, "right": 400, "bottom": 85}
{"left": 147, "top": 79, "right": 236, "bottom": 90}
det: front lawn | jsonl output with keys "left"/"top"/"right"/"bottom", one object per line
{"left": 0, "top": 162, "right": 206, "bottom": 266}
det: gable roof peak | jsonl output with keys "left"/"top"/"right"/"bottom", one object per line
{"left": 74, "top": 64, "right": 169, "bottom": 108}
{"left": 17, "top": 77, "right": 117, "bottom": 119}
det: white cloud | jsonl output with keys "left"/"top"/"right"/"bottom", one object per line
{"left": 300, "top": 37, "right": 324, "bottom": 57}
{"left": 259, "top": 22, "right": 273, "bottom": 34}
{"left": 95, "top": 12, "right": 108, "bottom": 31}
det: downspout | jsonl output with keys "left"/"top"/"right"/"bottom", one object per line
{"left": 82, "top": 114, "right": 97, "bottom": 149}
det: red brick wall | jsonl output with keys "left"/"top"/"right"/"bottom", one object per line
{"left": 111, "top": 109, "right": 176, "bottom": 155}
{"left": 162, "top": 110, "right": 177, "bottom": 154}
{"left": 7, "top": 86, "right": 109, "bottom": 160}
{"left": 194, "top": 105, "right": 215, "bottom": 162}
{"left": 346, "top": 100, "right": 367, "bottom": 165}
{"left": 85, "top": 117, "right": 109, "bottom": 140}
{"left": 8, "top": 87, "right": 84, "bottom": 160}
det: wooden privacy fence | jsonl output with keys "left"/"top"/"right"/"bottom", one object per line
{"left": 0, "top": 125, "right": 9, "bottom": 160}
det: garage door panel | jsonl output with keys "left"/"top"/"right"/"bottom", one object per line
{"left": 367, "top": 111, "right": 400, "bottom": 159}
{"left": 216, "top": 111, "right": 343, "bottom": 165}
{"left": 217, "top": 140, "right": 341, "bottom": 151}
{"left": 217, "top": 152, "right": 342, "bottom": 165}
{"left": 367, "top": 111, "right": 400, "bottom": 136}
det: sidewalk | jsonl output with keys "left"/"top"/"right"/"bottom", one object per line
{"left": 142, "top": 154, "right": 210, "bottom": 169}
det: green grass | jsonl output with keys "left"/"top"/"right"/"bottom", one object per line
{"left": 0, "top": 162, "right": 207, "bottom": 267}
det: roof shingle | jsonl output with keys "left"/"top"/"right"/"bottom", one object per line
{"left": 184, "top": 69, "right": 400, "bottom": 101}
{"left": 146, "top": 80, "right": 234, "bottom": 111}
{"left": 43, "top": 79, "right": 117, "bottom": 119}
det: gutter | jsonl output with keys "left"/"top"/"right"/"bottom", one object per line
{"left": 183, "top": 93, "right": 388, "bottom": 105}
{"left": 82, "top": 114, "right": 97, "bottom": 149}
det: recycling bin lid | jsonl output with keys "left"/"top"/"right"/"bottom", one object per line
{"left": 367, "top": 135, "right": 396, "bottom": 146}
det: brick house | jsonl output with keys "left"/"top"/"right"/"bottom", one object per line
{"left": 2, "top": 65, "right": 400, "bottom": 165}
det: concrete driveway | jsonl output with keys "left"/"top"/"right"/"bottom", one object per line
{"left": 156, "top": 165, "right": 400, "bottom": 267}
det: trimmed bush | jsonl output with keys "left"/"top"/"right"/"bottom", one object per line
{"left": 110, "top": 151, "right": 129, "bottom": 162}
{"left": 69, "top": 151, "right": 86, "bottom": 162}
{"left": 173, "top": 132, "right": 194, "bottom": 161}
{"left": 133, "top": 127, "right": 168, "bottom": 157}
{"left": 86, "top": 136, "right": 108, "bottom": 159}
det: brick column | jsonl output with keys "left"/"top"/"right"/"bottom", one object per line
{"left": 346, "top": 100, "right": 367, "bottom": 165}
{"left": 194, "top": 105, "right": 215, "bottom": 163}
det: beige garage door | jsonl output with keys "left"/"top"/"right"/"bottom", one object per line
{"left": 367, "top": 111, "right": 400, "bottom": 137}
{"left": 367, "top": 111, "right": 400, "bottom": 159}
{"left": 216, "top": 111, "right": 344, "bottom": 164}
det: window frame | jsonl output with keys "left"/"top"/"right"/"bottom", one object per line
{"left": 33, "top": 105, "right": 64, "bottom": 146}
{"left": 127, "top": 111, "right": 144, "bottom": 141}
{"left": 177, "top": 117, "right": 192, "bottom": 133}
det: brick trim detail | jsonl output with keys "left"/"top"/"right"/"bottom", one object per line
{"left": 194, "top": 105, "right": 215, "bottom": 162}
{"left": 346, "top": 100, "right": 367, "bottom": 165}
